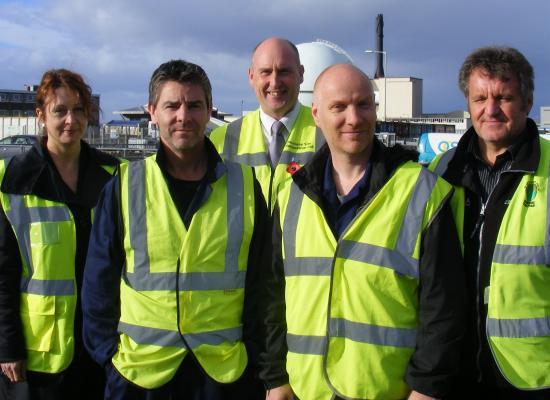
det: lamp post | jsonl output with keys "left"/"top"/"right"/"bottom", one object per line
{"left": 365, "top": 49, "right": 387, "bottom": 123}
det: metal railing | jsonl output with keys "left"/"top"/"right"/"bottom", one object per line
{"left": 89, "top": 143, "right": 157, "bottom": 160}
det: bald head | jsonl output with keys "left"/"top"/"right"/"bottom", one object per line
{"left": 248, "top": 37, "right": 304, "bottom": 118}
{"left": 311, "top": 63, "right": 377, "bottom": 160}
{"left": 251, "top": 37, "right": 301, "bottom": 67}
{"left": 313, "top": 64, "right": 373, "bottom": 104}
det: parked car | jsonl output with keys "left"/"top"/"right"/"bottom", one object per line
{"left": 0, "top": 135, "right": 39, "bottom": 146}
{"left": 0, "top": 134, "right": 39, "bottom": 159}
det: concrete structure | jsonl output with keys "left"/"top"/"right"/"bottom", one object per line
{"left": 297, "top": 40, "right": 353, "bottom": 106}
{"left": 540, "top": 106, "right": 550, "bottom": 128}
{"left": 0, "top": 116, "right": 40, "bottom": 138}
{"left": 371, "top": 77, "right": 423, "bottom": 120}
{"left": 113, "top": 106, "right": 148, "bottom": 121}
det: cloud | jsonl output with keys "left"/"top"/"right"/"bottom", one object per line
{"left": 0, "top": 0, "right": 548, "bottom": 120}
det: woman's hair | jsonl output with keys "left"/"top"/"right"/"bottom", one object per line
{"left": 35, "top": 69, "right": 95, "bottom": 120}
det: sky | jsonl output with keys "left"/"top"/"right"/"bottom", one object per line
{"left": 1, "top": 0, "right": 548, "bottom": 122}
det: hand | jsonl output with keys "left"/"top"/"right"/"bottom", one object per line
{"left": 266, "top": 384, "right": 294, "bottom": 400}
{"left": 0, "top": 360, "right": 26, "bottom": 383}
{"left": 408, "top": 390, "right": 438, "bottom": 400}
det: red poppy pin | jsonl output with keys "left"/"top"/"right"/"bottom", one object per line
{"left": 286, "top": 161, "right": 301, "bottom": 175}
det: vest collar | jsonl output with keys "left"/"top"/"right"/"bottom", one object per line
{"left": 292, "top": 137, "right": 418, "bottom": 207}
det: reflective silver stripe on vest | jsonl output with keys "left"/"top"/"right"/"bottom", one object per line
{"left": 127, "top": 160, "right": 150, "bottom": 284}
{"left": 279, "top": 151, "right": 315, "bottom": 166}
{"left": 233, "top": 152, "right": 269, "bottom": 167}
{"left": 335, "top": 168, "right": 438, "bottom": 279}
{"left": 118, "top": 321, "right": 242, "bottom": 349}
{"left": 315, "top": 127, "right": 324, "bottom": 151}
{"left": 224, "top": 161, "right": 244, "bottom": 273}
{"left": 221, "top": 118, "right": 242, "bottom": 162}
{"left": 128, "top": 270, "right": 245, "bottom": 291}
{"left": 222, "top": 117, "right": 321, "bottom": 167}
{"left": 23, "top": 279, "right": 74, "bottom": 296}
{"left": 433, "top": 147, "right": 456, "bottom": 176}
{"left": 5, "top": 194, "right": 74, "bottom": 295}
{"left": 494, "top": 166, "right": 550, "bottom": 265}
{"left": 124, "top": 160, "right": 246, "bottom": 291}
{"left": 286, "top": 333, "right": 326, "bottom": 355}
{"left": 222, "top": 118, "right": 270, "bottom": 167}
{"left": 329, "top": 317, "right": 417, "bottom": 348}
{"left": 284, "top": 257, "right": 332, "bottom": 277}
{"left": 493, "top": 244, "right": 547, "bottom": 265}
{"left": 337, "top": 240, "right": 418, "bottom": 278}
{"left": 283, "top": 185, "right": 333, "bottom": 277}
{"left": 487, "top": 316, "right": 550, "bottom": 338}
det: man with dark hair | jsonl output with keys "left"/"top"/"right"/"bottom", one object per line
{"left": 209, "top": 37, "right": 324, "bottom": 211}
{"left": 82, "top": 59, "right": 266, "bottom": 399}
{"left": 430, "top": 46, "right": 550, "bottom": 399}
{"left": 261, "top": 64, "right": 466, "bottom": 400}
{"left": 148, "top": 60, "right": 213, "bottom": 109}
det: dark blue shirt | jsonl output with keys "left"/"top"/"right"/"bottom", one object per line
{"left": 322, "top": 156, "right": 371, "bottom": 238}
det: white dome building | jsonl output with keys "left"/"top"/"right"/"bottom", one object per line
{"left": 297, "top": 39, "right": 354, "bottom": 106}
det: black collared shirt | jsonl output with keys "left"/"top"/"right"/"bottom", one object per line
{"left": 155, "top": 140, "right": 220, "bottom": 228}
{"left": 466, "top": 134, "right": 527, "bottom": 203}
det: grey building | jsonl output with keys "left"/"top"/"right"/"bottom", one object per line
{"left": 0, "top": 85, "right": 100, "bottom": 127}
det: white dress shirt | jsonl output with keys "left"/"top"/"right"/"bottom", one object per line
{"left": 259, "top": 102, "right": 301, "bottom": 147}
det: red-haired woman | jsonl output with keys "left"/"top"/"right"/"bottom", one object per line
{"left": 0, "top": 69, "right": 120, "bottom": 399}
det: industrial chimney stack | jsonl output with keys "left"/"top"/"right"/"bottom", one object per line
{"left": 375, "top": 14, "right": 384, "bottom": 78}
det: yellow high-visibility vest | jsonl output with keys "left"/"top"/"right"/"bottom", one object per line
{"left": 0, "top": 159, "right": 116, "bottom": 373}
{"left": 112, "top": 156, "right": 256, "bottom": 389}
{"left": 277, "top": 161, "right": 452, "bottom": 399}
{"left": 209, "top": 104, "right": 323, "bottom": 210}
{"left": 430, "top": 138, "right": 550, "bottom": 390}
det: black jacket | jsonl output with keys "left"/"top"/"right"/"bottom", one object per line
{"left": 259, "top": 139, "right": 467, "bottom": 398}
{"left": 0, "top": 139, "right": 119, "bottom": 363}
{"left": 437, "top": 118, "right": 550, "bottom": 397}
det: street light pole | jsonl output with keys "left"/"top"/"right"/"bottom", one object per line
{"left": 365, "top": 49, "right": 387, "bottom": 123}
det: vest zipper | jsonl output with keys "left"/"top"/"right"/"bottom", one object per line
{"left": 324, "top": 193, "right": 377, "bottom": 344}
{"left": 472, "top": 168, "right": 509, "bottom": 382}
{"left": 174, "top": 257, "right": 206, "bottom": 373}
{"left": 267, "top": 174, "right": 275, "bottom": 214}
{"left": 268, "top": 168, "right": 275, "bottom": 211}
{"left": 473, "top": 201, "right": 486, "bottom": 382}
